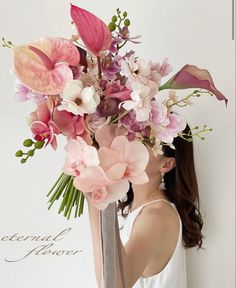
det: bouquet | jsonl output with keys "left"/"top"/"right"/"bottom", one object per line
{"left": 3, "top": 4, "right": 227, "bottom": 220}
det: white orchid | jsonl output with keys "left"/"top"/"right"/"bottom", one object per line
{"left": 58, "top": 80, "right": 100, "bottom": 116}
{"left": 119, "top": 80, "right": 152, "bottom": 122}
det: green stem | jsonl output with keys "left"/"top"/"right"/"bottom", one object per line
{"left": 47, "top": 173, "right": 64, "bottom": 197}
{"left": 79, "top": 193, "right": 85, "bottom": 216}
{"left": 58, "top": 177, "right": 73, "bottom": 214}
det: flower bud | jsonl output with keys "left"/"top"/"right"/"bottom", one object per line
{"left": 112, "top": 15, "right": 117, "bottom": 22}
{"left": 27, "top": 150, "right": 35, "bottom": 156}
{"left": 21, "top": 158, "right": 27, "bottom": 164}
{"left": 34, "top": 141, "right": 45, "bottom": 149}
{"left": 15, "top": 150, "right": 23, "bottom": 157}
{"left": 124, "top": 19, "right": 130, "bottom": 27}
{"left": 108, "top": 22, "right": 116, "bottom": 32}
{"left": 23, "top": 139, "right": 33, "bottom": 147}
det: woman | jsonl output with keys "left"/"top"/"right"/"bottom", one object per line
{"left": 85, "top": 124, "right": 204, "bottom": 288}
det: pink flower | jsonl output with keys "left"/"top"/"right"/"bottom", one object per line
{"left": 15, "top": 79, "right": 47, "bottom": 103}
{"left": 52, "top": 109, "right": 85, "bottom": 139}
{"left": 151, "top": 101, "right": 186, "bottom": 143}
{"left": 62, "top": 136, "right": 100, "bottom": 177}
{"left": 70, "top": 4, "right": 112, "bottom": 56}
{"left": 30, "top": 100, "right": 60, "bottom": 150}
{"left": 13, "top": 37, "right": 80, "bottom": 95}
{"left": 104, "top": 81, "right": 131, "bottom": 101}
{"left": 160, "top": 64, "right": 228, "bottom": 105}
{"left": 96, "top": 133, "right": 150, "bottom": 185}
{"left": 73, "top": 166, "right": 129, "bottom": 210}
{"left": 101, "top": 54, "right": 121, "bottom": 80}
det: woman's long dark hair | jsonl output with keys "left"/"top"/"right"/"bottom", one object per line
{"left": 117, "top": 123, "right": 204, "bottom": 250}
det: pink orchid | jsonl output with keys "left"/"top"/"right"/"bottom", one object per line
{"left": 13, "top": 37, "right": 80, "bottom": 95}
{"left": 73, "top": 166, "right": 129, "bottom": 210}
{"left": 104, "top": 81, "right": 131, "bottom": 101}
{"left": 62, "top": 136, "right": 100, "bottom": 177}
{"left": 94, "top": 123, "right": 127, "bottom": 148}
{"left": 96, "top": 132, "right": 150, "bottom": 185}
{"left": 70, "top": 4, "right": 112, "bottom": 56}
{"left": 151, "top": 101, "right": 186, "bottom": 143}
{"left": 52, "top": 109, "right": 85, "bottom": 139}
{"left": 30, "top": 100, "right": 60, "bottom": 150}
{"left": 160, "top": 64, "right": 228, "bottom": 105}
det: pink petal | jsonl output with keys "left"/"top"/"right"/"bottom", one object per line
{"left": 13, "top": 37, "right": 80, "bottom": 95}
{"left": 73, "top": 166, "right": 108, "bottom": 192}
{"left": 160, "top": 64, "right": 228, "bottom": 106}
{"left": 95, "top": 124, "right": 126, "bottom": 148}
{"left": 97, "top": 147, "right": 120, "bottom": 171}
{"left": 124, "top": 141, "right": 150, "bottom": 174}
{"left": 105, "top": 163, "right": 127, "bottom": 181}
{"left": 53, "top": 109, "right": 75, "bottom": 136}
{"left": 31, "top": 121, "right": 48, "bottom": 134}
{"left": 128, "top": 171, "right": 149, "bottom": 184}
{"left": 35, "top": 101, "right": 51, "bottom": 123}
{"left": 64, "top": 139, "right": 83, "bottom": 160}
{"left": 106, "top": 180, "right": 130, "bottom": 202}
{"left": 70, "top": 4, "right": 112, "bottom": 56}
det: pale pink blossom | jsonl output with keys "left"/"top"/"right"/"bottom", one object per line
{"left": 96, "top": 134, "right": 150, "bottom": 185}
{"left": 62, "top": 136, "right": 100, "bottom": 177}
{"left": 57, "top": 80, "right": 100, "bottom": 116}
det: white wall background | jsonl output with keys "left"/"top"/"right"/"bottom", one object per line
{"left": 0, "top": 0, "right": 235, "bottom": 287}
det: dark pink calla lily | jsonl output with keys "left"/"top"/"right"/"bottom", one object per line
{"left": 160, "top": 64, "right": 228, "bottom": 106}
{"left": 70, "top": 4, "right": 112, "bottom": 56}
{"left": 13, "top": 37, "right": 80, "bottom": 95}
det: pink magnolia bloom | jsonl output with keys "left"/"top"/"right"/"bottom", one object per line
{"left": 30, "top": 100, "right": 60, "bottom": 150}
{"left": 96, "top": 134, "right": 150, "bottom": 185}
{"left": 13, "top": 37, "right": 80, "bottom": 95}
{"left": 70, "top": 4, "right": 113, "bottom": 56}
{"left": 62, "top": 136, "right": 100, "bottom": 177}
{"left": 160, "top": 64, "right": 228, "bottom": 105}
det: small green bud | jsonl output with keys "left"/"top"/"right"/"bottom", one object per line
{"left": 194, "top": 126, "right": 199, "bottom": 130}
{"left": 27, "top": 150, "right": 35, "bottom": 157}
{"left": 123, "top": 11, "right": 128, "bottom": 17}
{"left": 201, "top": 137, "right": 205, "bottom": 140}
{"left": 34, "top": 141, "right": 45, "bottom": 149}
{"left": 21, "top": 158, "right": 27, "bottom": 164}
{"left": 108, "top": 22, "right": 116, "bottom": 32}
{"left": 112, "top": 15, "right": 117, "bottom": 22}
{"left": 15, "top": 150, "right": 23, "bottom": 157}
{"left": 124, "top": 19, "right": 131, "bottom": 27}
{"left": 23, "top": 139, "right": 33, "bottom": 147}
{"left": 209, "top": 128, "right": 213, "bottom": 131}
{"left": 193, "top": 90, "right": 199, "bottom": 94}
{"left": 196, "top": 94, "right": 201, "bottom": 97}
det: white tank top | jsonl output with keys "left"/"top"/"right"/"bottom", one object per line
{"left": 118, "top": 199, "right": 187, "bottom": 288}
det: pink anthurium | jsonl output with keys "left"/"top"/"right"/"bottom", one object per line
{"left": 159, "top": 64, "right": 228, "bottom": 106}
{"left": 13, "top": 37, "right": 80, "bottom": 95}
{"left": 70, "top": 4, "right": 113, "bottom": 56}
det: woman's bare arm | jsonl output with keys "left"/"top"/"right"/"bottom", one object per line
{"left": 86, "top": 196, "right": 176, "bottom": 288}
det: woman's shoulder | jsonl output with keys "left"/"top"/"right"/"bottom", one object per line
{"left": 130, "top": 201, "right": 179, "bottom": 253}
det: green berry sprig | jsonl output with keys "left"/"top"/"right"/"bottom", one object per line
{"left": 15, "top": 138, "right": 45, "bottom": 163}
{"left": 1, "top": 37, "right": 14, "bottom": 48}
{"left": 108, "top": 8, "right": 131, "bottom": 32}
{"left": 178, "top": 125, "right": 213, "bottom": 142}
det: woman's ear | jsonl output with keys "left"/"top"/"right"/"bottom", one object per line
{"left": 161, "top": 157, "right": 176, "bottom": 174}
